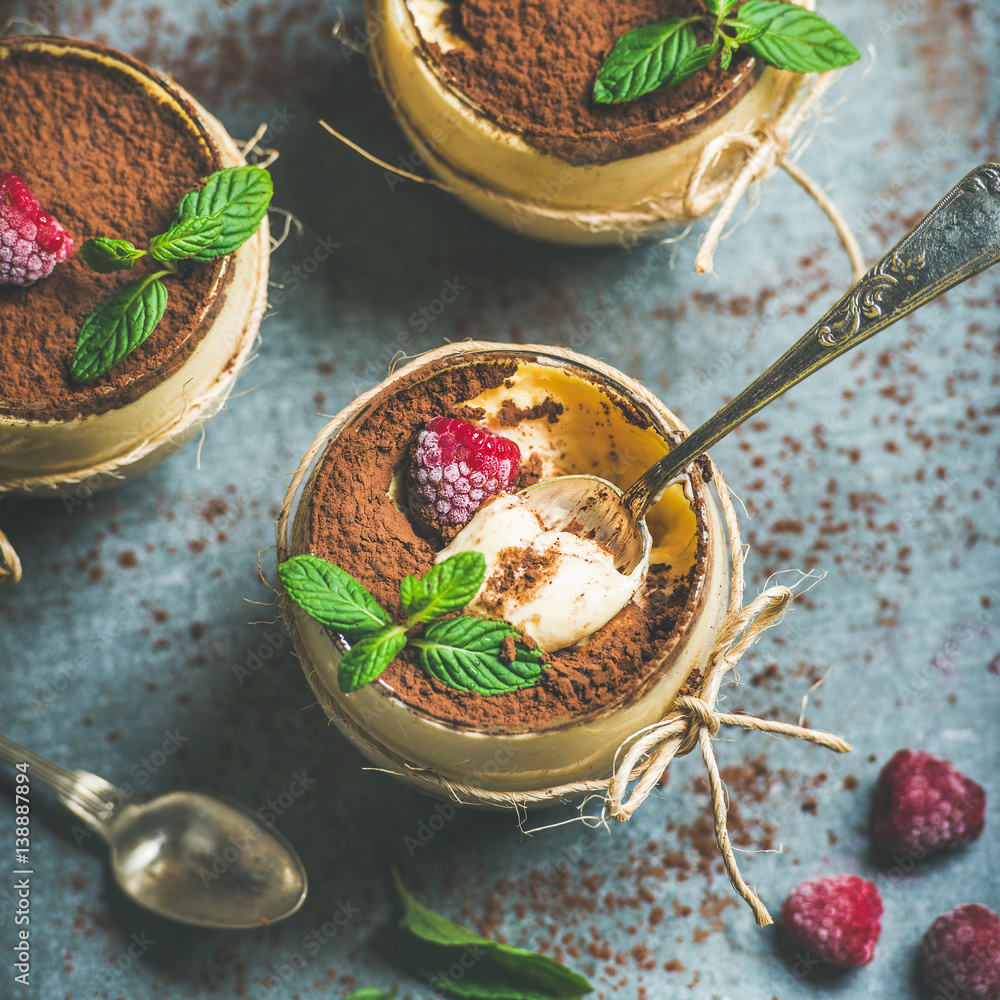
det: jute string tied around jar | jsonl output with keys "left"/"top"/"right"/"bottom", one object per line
{"left": 275, "top": 345, "right": 853, "bottom": 926}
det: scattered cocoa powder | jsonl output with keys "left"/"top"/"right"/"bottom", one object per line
{"left": 303, "top": 352, "right": 704, "bottom": 731}
{"left": 0, "top": 40, "right": 226, "bottom": 420}
{"left": 424, "top": 0, "right": 758, "bottom": 162}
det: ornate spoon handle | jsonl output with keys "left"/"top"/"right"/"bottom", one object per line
{"left": 624, "top": 163, "right": 1000, "bottom": 519}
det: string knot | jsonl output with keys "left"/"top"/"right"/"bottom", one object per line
{"left": 674, "top": 694, "right": 721, "bottom": 755}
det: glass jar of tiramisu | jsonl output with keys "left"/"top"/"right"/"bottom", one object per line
{"left": 278, "top": 343, "right": 732, "bottom": 803}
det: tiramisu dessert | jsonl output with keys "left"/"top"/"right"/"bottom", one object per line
{"left": 0, "top": 37, "right": 271, "bottom": 494}
{"left": 364, "top": 0, "right": 858, "bottom": 244}
{"left": 279, "top": 345, "right": 731, "bottom": 797}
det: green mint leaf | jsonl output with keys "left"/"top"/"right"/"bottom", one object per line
{"left": 392, "top": 869, "right": 594, "bottom": 1000}
{"left": 738, "top": 1, "right": 860, "bottom": 73}
{"left": 277, "top": 554, "right": 392, "bottom": 638}
{"left": 149, "top": 217, "right": 225, "bottom": 262}
{"left": 719, "top": 44, "right": 734, "bottom": 70}
{"left": 401, "top": 552, "right": 487, "bottom": 627}
{"left": 704, "top": 0, "right": 737, "bottom": 15}
{"left": 69, "top": 276, "right": 168, "bottom": 383}
{"left": 338, "top": 626, "right": 407, "bottom": 693}
{"left": 672, "top": 43, "right": 717, "bottom": 87}
{"left": 593, "top": 18, "right": 697, "bottom": 103}
{"left": 344, "top": 990, "right": 397, "bottom": 1000}
{"left": 414, "top": 617, "right": 547, "bottom": 696}
{"left": 79, "top": 238, "right": 144, "bottom": 274}
{"left": 731, "top": 18, "right": 773, "bottom": 45}
{"left": 176, "top": 165, "right": 273, "bottom": 260}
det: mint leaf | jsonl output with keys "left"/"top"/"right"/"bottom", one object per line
{"left": 338, "top": 626, "right": 407, "bottom": 693}
{"left": 278, "top": 554, "right": 392, "bottom": 638}
{"left": 401, "top": 552, "right": 487, "bottom": 626}
{"left": 392, "top": 870, "right": 594, "bottom": 1000}
{"left": 704, "top": 0, "right": 737, "bottom": 15}
{"left": 413, "top": 617, "right": 547, "bottom": 696}
{"left": 344, "top": 990, "right": 397, "bottom": 1000}
{"left": 672, "top": 43, "right": 717, "bottom": 87}
{"left": 150, "top": 217, "right": 225, "bottom": 262}
{"left": 69, "top": 276, "right": 168, "bottom": 383}
{"left": 177, "top": 165, "right": 273, "bottom": 260}
{"left": 738, "top": 1, "right": 860, "bottom": 73}
{"left": 593, "top": 18, "right": 697, "bottom": 103}
{"left": 79, "top": 238, "right": 145, "bottom": 274}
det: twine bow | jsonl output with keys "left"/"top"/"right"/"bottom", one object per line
{"left": 683, "top": 72, "right": 865, "bottom": 279}
{"left": 603, "top": 585, "right": 852, "bottom": 927}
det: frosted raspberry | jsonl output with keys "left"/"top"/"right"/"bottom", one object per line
{"left": 873, "top": 749, "right": 985, "bottom": 858}
{"left": 0, "top": 171, "right": 74, "bottom": 286}
{"left": 781, "top": 875, "right": 883, "bottom": 968}
{"left": 407, "top": 415, "right": 521, "bottom": 529}
{"left": 919, "top": 904, "right": 1000, "bottom": 1000}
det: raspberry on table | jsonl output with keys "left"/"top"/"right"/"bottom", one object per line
{"left": 919, "top": 904, "right": 1000, "bottom": 1000}
{"left": 780, "top": 874, "right": 883, "bottom": 968}
{"left": 872, "top": 749, "right": 986, "bottom": 858}
{"left": 407, "top": 415, "right": 521, "bottom": 529}
{"left": 0, "top": 171, "right": 74, "bottom": 286}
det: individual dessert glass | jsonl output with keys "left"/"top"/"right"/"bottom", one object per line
{"left": 0, "top": 36, "right": 270, "bottom": 496}
{"left": 364, "top": 0, "right": 820, "bottom": 246}
{"left": 278, "top": 343, "right": 732, "bottom": 803}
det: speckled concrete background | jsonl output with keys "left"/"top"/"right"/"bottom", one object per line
{"left": 0, "top": 1, "right": 998, "bottom": 998}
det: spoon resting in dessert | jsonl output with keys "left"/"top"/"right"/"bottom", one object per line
{"left": 0, "top": 731, "right": 308, "bottom": 928}
{"left": 521, "top": 162, "right": 1000, "bottom": 577}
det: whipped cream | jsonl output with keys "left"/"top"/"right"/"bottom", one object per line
{"left": 437, "top": 493, "right": 647, "bottom": 652}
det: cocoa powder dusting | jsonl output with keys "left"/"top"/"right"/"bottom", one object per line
{"left": 0, "top": 43, "right": 225, "bottom": 420}
{"left": 304, "top": 354, "right": 700, "bottom": 732}
{"left": 426, "top": 0, "right": 758, "bottom": 162}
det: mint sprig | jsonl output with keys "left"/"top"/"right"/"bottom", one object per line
{"left": 278, "top": 552, "right": 549, "bottom": 697}
{"left": 392, "top": 869, "right": 594, "bottom": 1000}
{"left": 594, "top": 0, "right": 859, "bottom": 105}
{"left": 69, "top": 165, "right": 272, "bottom": 383}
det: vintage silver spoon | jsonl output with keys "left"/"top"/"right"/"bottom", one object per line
{"left": 522, "top": 163, "right": 1000, "bottom": 573}
{"left": 0, "top": 731, "right": 308, "bottom": 928}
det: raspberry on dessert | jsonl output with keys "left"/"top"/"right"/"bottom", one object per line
{"left": 0, "top": 171, "right": 73, "bottom": 286}
{"left": 407, "top": 415, "right": 521, "bottom": 529}
{"left": 780, "top": 874, "right": 883, "bottom": 968}
{"left": 919, "top": 904, "right": 1000, "bottom": 1000}
{"left": 872, "top": 749, "right": 986, "bottom": 858}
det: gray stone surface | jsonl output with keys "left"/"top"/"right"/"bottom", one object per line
{"left": 0, "top": 1, "right": 998, "bottom": 998}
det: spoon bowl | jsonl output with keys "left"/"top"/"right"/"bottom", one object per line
{"left": 109, "top": 792, "right": 308, "bottom": 928}
{"left": 0, "top": 733, "right": 308, "bottom": 929}
{"left": 518, "top": 475, "right": 650, "bottom": 575}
